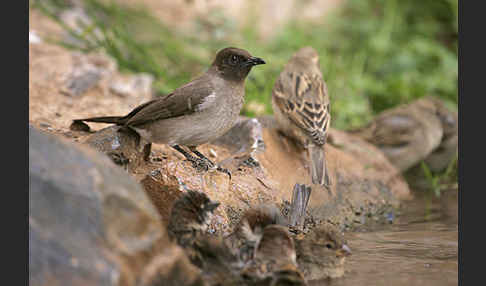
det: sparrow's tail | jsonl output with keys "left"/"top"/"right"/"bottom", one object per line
{"left": 308, "top": 144, "right": 331, "bottom": 188}
{"left": 73, "top": 116, "right": 126, "bottom": 125}
{"left": 289, "top": 184, "right": 311, "bottom": 229}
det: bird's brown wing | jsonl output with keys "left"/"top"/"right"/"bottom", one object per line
{"left": 125, "top": 76, "right": 214, "bottom": 127}
{"left": 355, "top": 111, "right": 419, "bottom": 147}
{"left": 273, "top": 71, "right": 330, "bottom": 145}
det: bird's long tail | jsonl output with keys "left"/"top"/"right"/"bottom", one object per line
{"left": 308, "top": 144, "right": 331, "bottom": 188}
{"left": 73, "top": 116, "right": 126, "bottom": 125}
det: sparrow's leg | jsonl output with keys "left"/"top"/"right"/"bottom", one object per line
{"left": 190, "top": 147, "right": 232, "bottom": 179}
{"left": 190, "top": 149, "right": 215, "bottom": 166}
{"left": 171, "top": 145, "right": 212, "bottom": 172}
{"left": 107, "top": 151, "right": 130, "bottom": 169}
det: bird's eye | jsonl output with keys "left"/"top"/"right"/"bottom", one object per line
{"left": 326, "top": 243, "right": 333, "bottom": 249}
{"left": 230, "top": 55, "right": 239, "bottom": 64}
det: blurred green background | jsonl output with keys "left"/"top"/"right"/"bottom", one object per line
{"left": 34, "top": 0, "right": 458, "bottom": 131}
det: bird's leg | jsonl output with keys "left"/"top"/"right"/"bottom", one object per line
{"left": 143, "top": 143, "right": 152, "bottom": 162}
{"left": 189, "top": 147, "right": 232, "bottom": 179}
{"left": 172, "top": 145, "right": 212, "bottom": 172}
{"left": 190, "top": 149, "right": 215, "bottom": 166}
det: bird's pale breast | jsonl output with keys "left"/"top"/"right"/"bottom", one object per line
{"left": 135, "top": 90, "right": 243, "bottom": 146}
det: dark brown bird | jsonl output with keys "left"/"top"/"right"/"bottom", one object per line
{"left": 242, "top": 224, "right": 307, "bottom": 286}
{"left": 225, "top": 204, "right": 286, "bottom": 263}
{"left": 72, "top": 47, "right": 265, "bottom": 177}
{"left": 294, "top": 222, "right": 351, "bottom": 280}
{"left": 272, "top": 47, "right": 331, "bottom": 188}
{"left": 167, "top": 190, "right": 220, "bottom": 267}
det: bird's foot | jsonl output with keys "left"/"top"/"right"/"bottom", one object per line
{"left": 107, "top": 152, "right": 130, "bottom": 166}
{"left": 183, "top": 151, "right": 231, "bottom": 179}
{"left": 216, "top": 166, "right": 232, "bottom": 180}
{"left": 191, "top": 159, "right": 231, "bottom": 179}
{"left": 188, "top": 148, "right": 231, "bottom": 179}
{"left": 188, "top": 156, "right": 213, "bottom": 172}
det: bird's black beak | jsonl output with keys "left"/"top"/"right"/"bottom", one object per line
{"left": 206, "top": 201, "right": 221, "bottom": 212}
{"left": 246, "top": 57, "right": 266, "bottom": 66}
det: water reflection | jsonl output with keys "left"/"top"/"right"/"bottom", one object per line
{"left": 310, "top": 190, "right": 458, "bottom": 286}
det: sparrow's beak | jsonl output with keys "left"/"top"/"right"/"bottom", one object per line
{"left": 336, "top": 244, "right": 352, "bottom": 257}
{"left": 206, "top": 201, "right": 221, "bottom": 212}
{"left": 246, "top": 57, "right": 266, "bottom": 66}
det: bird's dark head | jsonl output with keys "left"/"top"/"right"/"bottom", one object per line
{"left": 183, "top": 190, "right": 220, "bottom": 226}
{"left": 211, "top": 47, "right": 265, "bottom": 82}
{"left": 169, "top": 190, "right": 220, "bottom": 232}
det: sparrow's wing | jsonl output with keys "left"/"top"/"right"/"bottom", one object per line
{"left": 358, "top": 112, "right": 419, "bottom": 147}
{"left": 273, "top": 70, "right": 330, "bottom": 145}
{"left": 125, "top": 76, "right": 215, "bottom": 127}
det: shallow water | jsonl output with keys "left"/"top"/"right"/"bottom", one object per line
{"left": 311, "top": 190, "right": 458, "bottom": 286}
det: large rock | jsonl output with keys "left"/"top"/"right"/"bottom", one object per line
{"left": 29, "top": 126, "right": 203, "bottom": 286}
{"left": 255, "top": 117, "right": 411, "bottom": 229}
{"left": 73, "top": 114, "right": 411, "bottom": 234}
{"left": 82, "top": 125, "right": 146, "bottom": 171}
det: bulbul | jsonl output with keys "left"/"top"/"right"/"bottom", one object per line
{"left": 242, "top": 224, "right": 307, "bottom": 286}
{"left": 73, "top": 47, "right": 265, "bottom": 177}
{"left": 294, "top": 223, "right": 351, "bottom": 280}
{"left": 271, "top": 47, "right": 331, "bottom": 187}
{"left": 167, "top": 190, "right": 221, "bottom": 267}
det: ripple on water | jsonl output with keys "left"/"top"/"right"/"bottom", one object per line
{"left": 310, "top": 190, "right": 458, "bottom": 286}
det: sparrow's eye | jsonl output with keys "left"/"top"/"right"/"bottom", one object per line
{"left": 326, "top": 243, "right": 333, "bottom": 249}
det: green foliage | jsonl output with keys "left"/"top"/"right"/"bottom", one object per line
{"left": 420, "top": 154, "right": 458, "bottom": 197}
{"left": 34, "top": 0, "right": 457, "bottom": 130}
{"left": 34, "top": 0, "right": 209, "bottom": 94}
{"left": 269, "top": 0, "right": 458, "bottom": 129}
